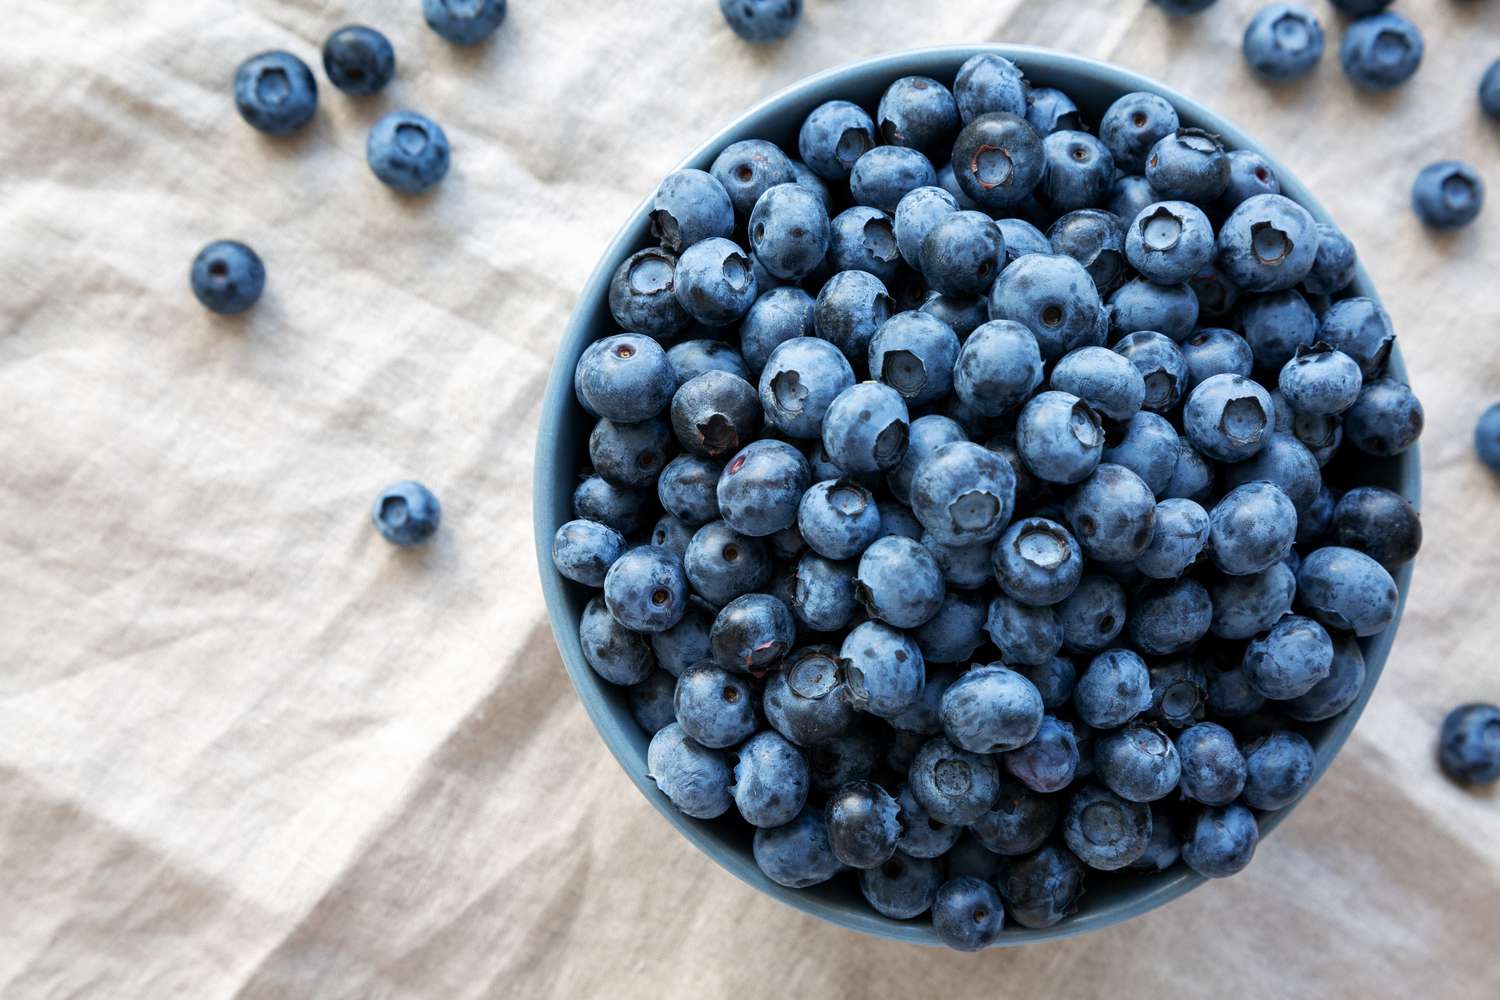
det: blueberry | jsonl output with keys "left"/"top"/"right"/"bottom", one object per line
{"left": 589, "top": 415, "right": 674, "bottom": 491}
{"left": 1129, "top": 578, "right": 1213, "bottom": 655}
{"left": 1125, "top": 201, "right": 1215, "bottom": 285}
{"left": 921, "top": 535, "right": 991, "bottom": 592}
{"left": 712, "top": 140, "right": 797, "bottom": 218}
{"left": 366, "top": 110, "right": 450, "bottom": 194}
{"left": 1343, "top": 377, "right": 1423, "bottom": 456}
{"left": 1175, "top": 722, "right": 1248, "bottom": 805}
{"left": 985, "top": 596, "right": 1064, "bottom": 667}
{"left": 1075, "top": 648, "right": 1151, "bottom": 728}
{"left": 950, "top": 322, "right": 1043, "bottom": 420}
{"left": 1332, "top": 486, "right": 1421, "bottom": 568}
{"left": 675, "top": 238, "right": 758, "bottom": 326}
{"left": 827, "top": 206, "right": 902, "bottom": 284}
{"left": 1017, "top": 656, "right": 1078, "bottom": 711}
{"left": 1103, "top": 412, "right": 1181, "bottom": 497}
{"left": 999, "top": 845, "right": 1085, "bottom": 929}
{"left": 1297, "top": 545, "right": 1399, "bottom": 636}
{"left": 1241, "top": 730, "right": 1315, "bottom": 810}
{"left": 887, "top": 416, "right": 966, "bottom": 506}
{"left": 1218, "top": 150, "right": 1282, "bottom": 216}
{"left": 1050, "top": 347, "right": 1145, "bottom": 423}
{"left": 1058, "top": 574, "right": 1128, "bottom": 653}
{"left": 648, "top": 722, "right": 733, "bottom": 820}
{"left": 1065, "top": 463, "right": 1157, "bottom": 563}
{"left": 914, "top": 591, "right": 988, "bottom": 662}
{"left": 1016, "top": 391, "right": 1105, "bottom": 485}
{"left": 909, "top": 737, "right": 1002, "bottom": 825}
{"left": 671, "top": 661, "right": 755, "bottom": 747}
{"left": 810, "top": 732, "right": 881, "bottom": 793}
{"left": 747, "top": 184, "right": 830, "bottom": 282}
{"left": 234, "top": 51, "right": 317, "bottom": 136}
{"left": 652, "top": 513, "right": 694, "bottom": 553}
{"left": 1136, "top": 498, "right": 1210, "bottom": 579}
{"left": 993, "top": 220, "right": 1049, "bottom": 266}
{"left": 889, "top": 664, "right": 955, "bottom": 735}
{"left": 1048, "top": 209, "right": 1127, "bottom": 293}
{"left": 572, "top": 475, "right": 645, "bottom": 535}
{"left": 649, "top": 597, "right": 715, "bottom": 677}
{"left": 1109, "top": 278, "right": 1200, "bottom": 342}
{"left": 1128, "top": 810, "right": 1182, "bottom": 872}
{"left": 913, "top": 211, "right": 1002, "bottom": 299}
{"left": 932, "top": 877, "right": 1005, "bottom": 951}
{"left": 1164, "top": 433, "right": 1215, "bottom": 504}
{"left": 657, "top": 455, "right": 723, "bottom": 527}
{"left": 650, "top": 169, "right": 736, "bottom": 254}
{"left": 821, "top": 381, "right": 911, "bottom": 475}
{"left": 684, "top": 520, "right": 771, "bottom": 604}
{"left": 1154, "top": 0, "right": 1219, "bottom": 12}
{"left": 603, "top": 545, "right": 688, "bottom": 633}
{"left": 190, "top": 240, "right": 265, "bottom": 315}
{"left": 850, "top": 536, "right": 943, "bottom": 630}
{"left": 736, "top": 291, "right": 813, "bottom": 378}
{"left": 1478, "top": 403, "right": 1500, "bottom": 471}
{"left": 758, "top": 340, "right": 855, "bottom": 442}
{"left": 1100, "top": 92, "right": 1181, "bottom": 175}
{"left": 762, "top": 645, "right": 854, "bottom": 745}
{"left": 1183, "top": 373, "right": 1273, "bottom": 462}
{"left": 1411, "top": 161, "right": 1485, "bottom": 230}
{"left": 716, "top": 439, "right": 810, "bottom": 537}
{"left": 1062, "top": 784, "right": 1152, "bottom": 870}
{"left": 1438, "top": 703, "right": 1500, "bottom": 786}
{"left": 968, "top": 780, "right": 1057, "bottom": 856}
{"left": 1181, "top": 803, "right": 1258, "bottom": 877}
{"left": 1244, "top": 614, "right": 1333, "bottom": 700}
{"left": 579, "top": 596, "right": 653, "bottom": 685}
{"left": 989, "top": 253, "right": 1104, "bottom": 363}
{"left": 1109, "top": 175, "right": 1163, "bottom": 225}
{"left": 552, "top": 518, "right": 628, "bottom": 586}
{"left": 825, "top": 780, "right": 903, "bottom": 869}
{"left": 1211, "top": 561, "right": 1297, "bottom": 639}
{"left": 732, "top": 730, "right": 811, "bottom": 827}
{"left": 1339, "top": 11, "right": 1423, "bottom": 90}
{"left": 1114, "top": 331, "right": 1189, "bottom": 413}
{"left": 954, "top": 53, "right": 1029, "bottom": 123}
{"left": 937, "top": 665, "right": 1043, "bottom": 755}
{"left": 1304, "top": 224, "right": 1358, "bottom": 297}
{"left": 372, "top": 480, "right": 441, "bottom": 546}
{"left": 795, "top": 479, "right": 878, "bottom": 561}
{"left": 1329, "top": 0, "right": 1392, "bottom": 11}
{"left": 753, "top": 806, "right": 845, "bottom": 887}
{"left": 907, "top": 442, "right": 1014, "bottom": 549}
{"left": 1219, "top": 194, "right": 1319, "bottom": 294}
{"left": 609, "top": 249, "right": 690, "bottom": 338}
{"left": 321, "top": 25, "right": 394, "bottom": 97}
{"left": 1292, "top": 412, "right": 1343, "bottom": 467}
{"left": 576, "top": 334, "right": 675, "bottom": 422}
{"left": 1209, "top": 481, "right": 1298, "bottom": 576}
{"left": 1004, "top": 715, "right": 1079, "bottom": 793}
{"left": 814, "top": 270, "right": 895, "bottom": 362}
{"left": 1025, "top": 87, "right": 1083, "bottom": 135}
{"left": 893, "top": 186, "right": 960, "bottom": 268}
{"left": 869, "top": 312, "right": 962, "bottom": 405}
{"left": 1483, "top": 60, "right": 1500, "bottom": 122}
{"left": 993, "top": 518, "right": 1084, "bottom": 607}
{"left": 629, "top": 669, "right": 679, "bottom": 736}
{"left": 1147, "top": 658, "right": 1209, "bottom": 728}
{"left": 951, "top": 113, "right": 1046, "bottom": 211}
{"left": 719, "top": 0, "right": 801, "bottom": 41}
{"left": 859, "top": 850, "right": 943, "bottom": 919}
{"left": 920, "top": 293, "right": 991, "bottom": 341}
{"left": 671, "top": 371, "right": 760, "bottom": 462}
{"left": 877, "top": 76, "right": 960, "bottom": 155}
{"left": 798, "top": 100, "right": 877, "bottom": 181}
{"left": 710, "top": 592, "right": 795, "bottom": 672}
{"left": 1145, "top": 129, "right": 1230, "bottom": 203}
{"left": 1095, "top": 724, "right": 1182, "bottom": 803}
{"left": 1037, "top": 131, "right": 1115, "bottom": 213}
{"left": 850, "top": 146, "right": 939, "bottom": 214}
{"left": 1243, "top": 5, "right": 1325, "bottom": 81}
{"left": 1276, "top": 343, "right": 1362, "bottom": 418}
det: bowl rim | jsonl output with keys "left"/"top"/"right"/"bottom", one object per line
{"left": 533, "top": 43, "right": 1419, "bottom": 947}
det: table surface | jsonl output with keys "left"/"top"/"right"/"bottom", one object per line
{"left": 1, "top": 1, "right": 1496, "bottom": 997}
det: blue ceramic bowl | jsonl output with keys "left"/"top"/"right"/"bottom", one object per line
{"left": 533, "top": 45, "right": 1419, "bottom": 946}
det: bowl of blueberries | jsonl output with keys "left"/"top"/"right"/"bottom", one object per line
{"left": 533, "top": 44, "right": 1422, "bottom": 950}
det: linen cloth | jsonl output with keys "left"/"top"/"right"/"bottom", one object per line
{"left": 2, "top": 0, "right": 1498, "bottom": 997}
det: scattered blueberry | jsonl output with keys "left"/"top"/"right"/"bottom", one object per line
{"left": 719, "top": 0, "right": 802, "bottom": 43}
{"left": 1339, "top": 11, "right": 1423, "bottom": 90}
{"left": 190, "top": 240, "right": 265, "bottom": 315}
{"left": 322, "top": 25, "right": 395, "bottom": 96}
{"left": 424, "top": 0, "right": 507, "bottom": 44}
{"left": 1242, "top": 5, "right": 1325, "bottom": 82}
{"left": 1411, "top": 161, "right": 1484, "bottom": 230}
{"left": 372, "top": 480, "right": 441, "bottom": 546}
{"left": 234, "top": 51, "right": 317, "bottom": 136}
{"left": 1438, "top": 703, "right": 1500, "bottom": 786}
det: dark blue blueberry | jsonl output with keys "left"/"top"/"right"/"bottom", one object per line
{"left": 190, "top": 240, "right": 265, "bottom": 315}
{"left": 910, "top": 441, "right": 1016, "bottom": 547}
{"left": 1065, "top": 463, "right": 1157, "bottom": 563}
{"left": 1211, "top": 561, "right": 1297, "bottom": 639}
{"left": 914, "top": 591, "right": 988, "bottom": 662}
{"left": 1203, "top": 651, "right": 1267, "bottom": 717}
{"left": 653, "top": 512, "right": 694, "bottom": 554}
{"left": 710, "top": 592, "right": 795, "bottom": 672}
{"left": 322, "top": 25, "right": 394, "bottom": 96}
{"left": 814, "top": 270, "right": 894, "bottom": 362}
{"left": 1018, "top": 656, "right": 1077, "bottom": 711}
{"left": 552, "top": 518, "right": 627, "bottom": 587}
{"left": 576, "top": 333, "right": 674, "bottom": 421}
{"left": 719, "top": 0, "right": 801, "bottom": 41}
{"left": 1483, "top": 60, "right": 1500, "bottom": 121}
{"left": 1209, "top": 481, "right": 1297, "bottom": 576}
{"left": 869, "top": 312, "right": 961, "bottom": 405}
{"left": 763, "top": 645, "right": 855, "bottom": 745}
{"left": 658, "top": 455, "right": 723, "bottom": 527}
{"left": 917, "top": 211, "right": 1004, "bottom": 299}
{"left": 877, "top": 76, "right": 960, "bottom": 154}
{"left": 1074, "top": 648, "right": 1151, "bottom": 728}
{"left": 908, "top": 737, "right": 1002, "bottom": 825}
{"left": 1241, "top": 730, "right": 1315, "bottom": 809}
{"left": 1438, "top": 703, "right": 1500, "bottom": 786}
{"left": 1240, "top": 290, "right": 1319, "bottom": 377}
{"left": 367, "top": 111, "right": 449, "bottom": 194}
{"left": 1125, "top": 201, "right": 1215, "bottom": 285}
{"left": 1182, "top": 803, "right": 1258, "bottom": 877}
{"left": 1058, "top": 574, "right": 1128, "bottom": 653}
{"left": 1332, "top": 486, "right": 1421, "bottom": 568}
{"left": 423, "top": 0, "right": 505, "bottom": 43}
{"left": 629, "top": 669, "right": 679, "bottom": 735}
{"left": 953, "top": 321, "right": 1044, "bottom": 418}
{"left": 1051, "top": 346, "right": 1145, "bottom": 422}
{"left": 1343, "top": 377, "right": 1423, "bottom": 456}
{"left": 821, "top": 381, "right": 911, "bottom": 475}
{"left": 1245, "top": 613, "right": 1334, "bottom": 699}
{"left": 589, "top": 415, "right": 674, "bottom": 490}
{"left": 610, "top": 249, "right": 691, "bottom": 338}
{"left": 759, "top": 338, "right": 854, "bottom": 441}
{"left": 739, "top": 288, "right": 814, "bottom": 377}
{"left": 734, "top": 730, "right": 811, "bottom": 827}
{"left": 1412, "top": 160, "right": 1484, "bottom": 230}
{"left": 1190, "top": 261, "right": 1243, "bottom": 322}
{"left": 999, "top": 845, "right": 1085, "bottom": 928}
{"left": 888, "top": 415, "right": 966, "bottom": 505}
{"left": 997, "top": 218, "right": 1052, "bottom": 265}
{"left": 1304, "top": 223, "right": 1358, "bottom": 296}
{"left": 650, "top": 597, "right": 715, "bottom": 677}
{"left": 837, "top": 619, "right": 925, "bottom": 716}
{"left": 579, "top": 596, "right": 653, "bottom": 685}
{"left": 651, "top": 169, "right": 736, "bottom": 253}
{"left": 951, "top": 113, "right": 1046, "bottom": 211}
{"left": 1103, "top": 412, "right": 1180, "bottom": 497}
{"left": 1339, "top": 11, "right": 1423, "bottom": 90}
{"left": 1128, "top": 810, "right": 1181, "bottom": 871}
{"left": 675, "top": 238, "right": 758, "bottom": 326}
{"left": 1062, "top": 784, "right": 1152, "bottom": 870}
{"left": 798, "top": 480, "right": 880, "bottom": 560}
{"left": 877, "top": 499, "right": 923, "bottom": 541}
{"left": 894, "top": 186, "right": 960, "bottom": 268}
{"left": 1025, "top": 87, "right": 1082, "bottom": 135}
{"left": 922, "top": 536, "right": 991, "bottom": 591}
{"left": 1477, "top": 402, "right": 1500, "bottom": 471}
{"left": 825, "top": 780, "right": 903, "bottom": 869}
{"left": 827, "top": 206, "right": 902, "bottom": 284}
{"left": 1114, "top": 331, "right": 1189, "bottom": 413}
{"left": 711, "top": 139, "right": 796, "bottom": 218}
{"left": 1292, "top": 411, "right": 1343, "bottom": 467}
{"left": 1095, "top": 724, "right": 1182, "bottom": 803}
{"left": 809, "top": 732, "right": 881, "bottom": 793}
{"left": 989, "top": 253, "right": 1104, "bottom": 363}
{"left": 1296, "top": 485, "right": 1340, "bottom": 550}
{"left": 1176, "top": 722, "right": 1247, "bottom": 805}
{"left": 572, "top": 475, "right": 645, "bottom": 535}
{"left": 1164, "top": 433, "right": 1215, "bottom": 504}
{"left": 1296, "top": 545, "right": 1399, "bottom": 636}
{"left": 372, "top": 480, "right": 441, "bottom": 546}
{"left": 1154, "top": 0, "right": 1219, "bottom": 12}
{"left": 852, "top": 536, "right": 944, "bottom": 630}
{"left": 1129, "top": 578, "right": 1213, "bottom": 655}
{"left": 798, "top": 100, "right": 876, "bottom": 181}
{"left": 1036, "top": 131, "right": 1114, "bottom": 213}
{"left": 1329, "top": 0, "right": 1392, "bottom": 11}
{"left": 889, "top": 664, "right": 956, "bottom": 735}
{"left": 850, "top": 146, "right": 938, "bottom": 214}
{"left": 954, "top": 53, "right": 1029, "bottom": 123}
{"left": 647, "top": 722, "right": 732, "bottom": 818}
{"left": 673, "top": 662, "right": 756, "bottom": 748}
{"left": 1016, "top": 391, "right": 1105, "bottom": 485}
{"left": 1218, "top": 193, "right": 1319, "bottom": 293}
{"left": 1048, "top": 209, "right": 1126, "bottom": 293}
{"left": 969, "top": 780, "right": 1059, "bottom": 856}
{"left": 1181, "top": 327, "right": 1254, "bottom": 393}
{"left": 749, "top": 184, "right": 830, "bottom": 282}
{"left": 859, "top": 851, "right": 942, "bottom": 919}
{"left": 1100, "top": 92, "right": 1181, "bottom": 174}
{"left": 1108, "top": 175, "right": 1162, "bottom": 226}
{"left": 716, "top": 439, "right": 809, "bottom": 537}
{"left": 234, "top": 51, "right": 317, "bottom": 136}
{"left": 933, "top": 877, "right": 1004, "bottom": 951}
{"left": 753, "top": 806, "right": 844, "bottom": 887}
{"left": 1145, "top": 129, "right": 1229, "bottom": 203}
{"left": 684, "top": 519, "right": 770, "bottom": 605}
{"left": 603, "top": 545, "right": 688, "bottom": 633}
{"left": 1184, "top": 373, "right": 1273, "bottom": 462}
{"left": 1136, "top": 497, "right": 1210, "bottom": 579}
{"left": 918, "top": 294, "right": 987, "bottom": 342}
{"left": 1147, "top": 657, "right": 1208, "bottom": 728}
{"left": 671, "top": 369, "right": 760, "bottom": 461}
{"left": 1317, "top": 297, "right": 1393, "bottom": 379}
{"left": 994, "top": 518, "right": 1084, "bottom": 607}
{"left": 940, "top": 666, "right": 1044, "bottom": 754}
{"left": 985, "top": 596, "right": 1063, "bottom": 667}
{"left": 1243, "top": 5, "right": 1325, "bottom": 81}
{"left": 1109, "top": 278, "right": 1200, "bottom": 342}
{"left": 1004, "top": 715, "right": 1079, "bottom": 793}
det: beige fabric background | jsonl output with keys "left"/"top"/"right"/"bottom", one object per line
{"left": 2, "top": 0, "right": 1498, "bottom": 997}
